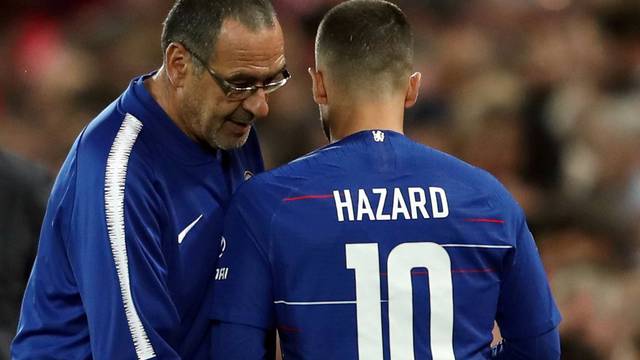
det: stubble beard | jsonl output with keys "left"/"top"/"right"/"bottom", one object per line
{"left": 200, "top": 115, "right": 252, "bottom": 151}
{"left": 211, "top": 125, "right": 251, "bottom": 150}
{"left": 215, "top": 106, "right": 255, "bottom": 150}
{"left": 182, "top": 97, "right": 251, "bottom": 151}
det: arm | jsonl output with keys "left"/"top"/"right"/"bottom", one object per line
{"left": 209, "top": 188, "right": 276, "bottom": 359}
{"left": 211, "top": 321, "right": 275, "bottom": 360}
{"left": 495, "top": 211, "right": 562, "bottom": 360}
{"left": 74, "top": 138, "right": 181, "bottom": 359}
{"left": 13, "top": 128, "right": 182, "bottom": 359}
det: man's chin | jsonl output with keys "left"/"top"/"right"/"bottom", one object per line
{"left": 211, "top": 130, "right": 251, "bottom": 150}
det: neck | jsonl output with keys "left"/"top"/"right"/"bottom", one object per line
{"left": 329, "top": 97, "right": 405, "bottom": 142}
{"left": 145, "top": 66, "right": 193, "bottom": 139}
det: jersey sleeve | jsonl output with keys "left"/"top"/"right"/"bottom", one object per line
{"left": 210, "top": 321, "right": 275, "bottom": 360}
{"left": 495, "top": 209, "right": 561, "bottom": 340}
{"left": 13, "top": 124, "right": 182, "bottom": 359}
{"left": 74, "top": 142, "right": 182, "bottom": 359}
{"left": 209, "top": 185, "right": 275, "bottom": 330}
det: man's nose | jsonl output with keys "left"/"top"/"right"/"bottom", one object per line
{"left": 242, "top": 89, "right": 269, "bottom": 119}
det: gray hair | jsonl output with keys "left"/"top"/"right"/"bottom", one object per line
{"left": 161, "top": 0, "right": 277, "bottom": 65}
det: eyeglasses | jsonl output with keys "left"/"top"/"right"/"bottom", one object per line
{"left": 183, "top": 44, "right": 291, "bottom": 101}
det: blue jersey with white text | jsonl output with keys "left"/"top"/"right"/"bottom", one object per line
{"left": 12, "top": 73, "right": 263, "bottom": 359}
{"left": 210, "top": 130, "right": 560, "bottom": 359}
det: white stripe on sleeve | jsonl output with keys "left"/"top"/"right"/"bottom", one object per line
{"left": 105, "top": 113, "right": 156, "bottom": 360}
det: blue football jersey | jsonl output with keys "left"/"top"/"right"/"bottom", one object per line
{"left": 12, "top": 73, "right": 263, "bottom": 359}
{"left": 210, "top": 130, "right": 560, "bottom": 360}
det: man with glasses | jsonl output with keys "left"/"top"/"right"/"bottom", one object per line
{"left": 12, "top": 1, "right": 288, "bottom": 359}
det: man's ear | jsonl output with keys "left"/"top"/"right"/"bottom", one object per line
{"left": 308, "top": 67, "right": 328, "bottom": 105}
{"left": 404, "top": 72, "right": 422, "bottom": 108}
{"left": 165, "top": 42, "right": 191, "bottom": 88}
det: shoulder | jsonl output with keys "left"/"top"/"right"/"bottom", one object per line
{"left": 230, "top": 170, "right": 287, "bottom": 212}
{"left": 80, "top": 102, "right": 144, "bottom": 155}
{"left": 75, "top": 101, "right": 156, "bottom": 179}
{"left": 413, "top": 141, "right": 515, "bottom": 199}
{"left": 235, "top": 140, "right": 339, "bottom": 198}
{"left": 227, "top": 160, "right": 316, "bottom": 233}
{"left": 269, "top": 141, "right": 342, "bottom": 181}
{"left": 402, "top": 139, "right": 524, "bottom": 219}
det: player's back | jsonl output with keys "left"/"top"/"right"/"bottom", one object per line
{"left": 219, "top": 130, "right": 559, "bottom": 359}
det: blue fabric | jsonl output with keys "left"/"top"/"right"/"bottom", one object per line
{"left": 492, "top": 327, "right": 561, "bottom": 359}
{"left": 210, "top": 321, "right": 275, "bottom": 360}
{"left": 12, "top": 73, "right": 264, "bottom": 360}
{"left": 210, "top": 130, "right": 560, "bottom": 360}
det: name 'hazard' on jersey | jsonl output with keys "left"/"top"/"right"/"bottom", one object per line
{"left": 210, "top": 130, "right": 561, "bottom": 360}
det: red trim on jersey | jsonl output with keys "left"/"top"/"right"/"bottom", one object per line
{"left": 380, "top": 268, "right": 495, "bottom": 276}
{"left": 283, "top": 194, "right": 333, "bottom": 202}
{"left": 278, "top": 325, "right": 302, "bottom": 333}
{"left": 464, "top": 218, "right": 505, "bottom": 224}
{"left": 451, "top": 268, "right": 495, "bottom": 273}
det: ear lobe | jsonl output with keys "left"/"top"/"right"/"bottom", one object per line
{"left": 308, "top": 67, "right": 328, "bottom": 105}
{"left": 165, "top": 42, "right": 190, "bottom": 88}
{"left": 404, "top": 72, "right": 422, "bottom": 108}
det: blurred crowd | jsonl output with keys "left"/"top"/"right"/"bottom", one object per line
{"left": 1, "top": 0, "right": 639, "bottom": 358}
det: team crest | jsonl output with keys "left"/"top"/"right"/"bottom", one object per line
{"left": 243, "top": 170, "right": 254, "bottom": 181}
{"left": 372, "top": 130, "right": 385, "bottom": 142}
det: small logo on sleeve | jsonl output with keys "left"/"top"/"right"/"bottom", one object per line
{"left": 219, "top": 236, "right": 227, "bottom": 258}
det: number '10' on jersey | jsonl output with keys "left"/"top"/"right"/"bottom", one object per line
{"left": 210, "top": 130, "right": 561, "bottom": 359}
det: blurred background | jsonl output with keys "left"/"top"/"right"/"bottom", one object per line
{"left": 1, "top": 0, "right": 639, "bottom": 358}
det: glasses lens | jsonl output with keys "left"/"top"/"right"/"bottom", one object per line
{"left": 226, "top": 89, "right": 254, "bottom": 100}
{"left": 263, "top": 71, "right": 290, "bottom": 94}
{"left": 225, "top": 70, "right": 290, "bottom": 99}
{"left": 264, "top": 80, "right": 287, "bottom": 94}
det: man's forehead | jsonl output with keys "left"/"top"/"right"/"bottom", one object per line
{"left": 213, "top": 18, "right": 285, "bottom": 77}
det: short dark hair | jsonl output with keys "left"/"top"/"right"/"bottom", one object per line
{"left": 161, "top": 0, "right": 276, "bottom": 64}
{"left": 316, "top": 0, "right": 413, "bottom": 94}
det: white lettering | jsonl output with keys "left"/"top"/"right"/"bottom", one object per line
{"left": 430, "top": 187, "right": 449, "bottom": 218}
{"left": 372, "top": 188, "right": 390, "bottom": 221}
{"left": 408, "top": 187, "right": 430, "bottom": 219}
{"left": 334, "top": 190, "right": 354, "bottom": 222}
{"left": 215, "top": 267, "right": 229, "bottom": 280}
{"left": 333, "top": 187, "right": 449, "bottom": 222}
{"left": 391, "top": 188, "right": 411, "bottom": 220}
{"left": 357, "top": 189, "right": 375, "bottom": 221}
